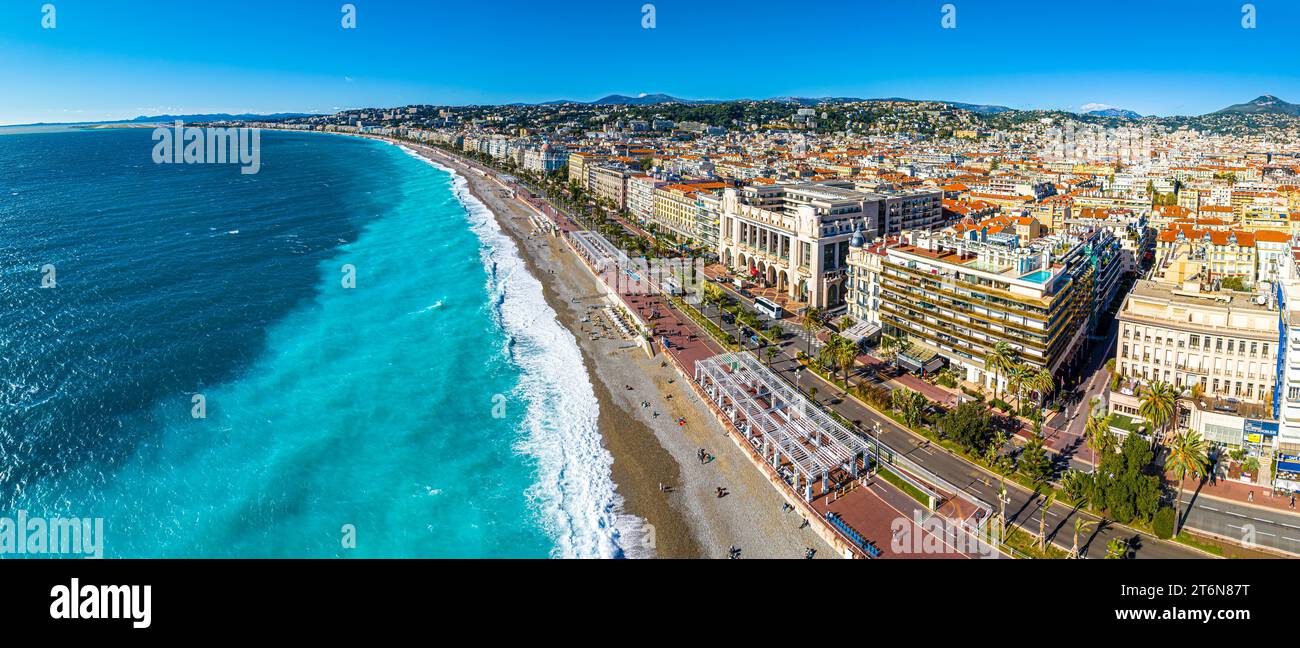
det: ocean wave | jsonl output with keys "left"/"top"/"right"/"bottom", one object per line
{"left": 400, "top": 146, "right": 648, "bottom": 559}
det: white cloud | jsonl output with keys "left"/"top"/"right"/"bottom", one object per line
{"left": 1080, "top": 102, "right": 1117, "bottom": 112}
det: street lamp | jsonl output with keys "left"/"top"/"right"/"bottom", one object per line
{"left": 872, "top": 421, "right": 882, "bottom": 475}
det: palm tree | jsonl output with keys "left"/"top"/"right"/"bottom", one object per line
{"left": 838, "top": 316, "right": 854, "bottom": 332}
{"left": 802, "top": 307, "right": 823, "bottom": 355}
{"left": 893, "top": 388, "right": 927, "bottom": 428}
{"left": 984, "top": 342, "right": 1016, "bottom": 403}
{"left": 1071, "top": 517, "right": 1096, "bottom": 559}
{"left": 878, "top": 334, "right": 896, "bottom": 362}
{"left": 764, "top": 345, "right": 778, "bottom": 367}
{"left": 1166, "top": 430, "right": 1209, "bottom": 536}
{"left": 1084, "top": 410, "right": 1116, "bottom": 472}
{"left": 1006, "top": 363, "right": 1029, "bottom": 412}
{"left": 1039, "top": 492, "right": 1056, "bottom": 553}
{"left": 1030, "top": 367, "right": 1055, "bottom": 409}
{"left": 1104, "top": 538, "right": 1129, "bottom": 559}
{"left": 1139, "top": 380, "right": 1179, "bottom": 443}
{"left": 832, "top": 337, "right": 859, "bottom": 393}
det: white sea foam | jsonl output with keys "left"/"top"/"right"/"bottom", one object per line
{"left": 399, "top": 146, "right": 648, "bottom": 558}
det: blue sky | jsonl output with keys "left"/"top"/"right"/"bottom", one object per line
{"left": 0, "top": 0, "right": 1297, "bottom": 125}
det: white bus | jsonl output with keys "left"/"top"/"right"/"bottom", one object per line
{"left": 754, "top": 297, "right": 783, "bottom": 320}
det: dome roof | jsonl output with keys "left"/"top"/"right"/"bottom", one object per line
{"left": 850, "top": 224, "right": 866, "bottom": 248}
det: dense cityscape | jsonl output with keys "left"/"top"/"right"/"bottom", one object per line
{"left": 219, "top": 92, "right": 1300, "bottom": 559}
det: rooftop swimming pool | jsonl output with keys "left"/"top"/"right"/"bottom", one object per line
{"left": 1021, "top": 270, "right": 1052, "bottom": 284}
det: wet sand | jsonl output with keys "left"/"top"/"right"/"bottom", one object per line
{"left": 400, "top": 142, "right": 831, "bottom": 558}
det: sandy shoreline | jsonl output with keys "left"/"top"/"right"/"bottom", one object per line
{"left": 393, "top": 140, "right": 831, "bottom": 558}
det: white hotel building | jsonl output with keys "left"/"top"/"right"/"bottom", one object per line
{"left": 717, "top": 182, "right": 879, "bottom": 310}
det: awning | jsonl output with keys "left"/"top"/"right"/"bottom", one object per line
{"left": 897, "top": 347, "right": 945, "bottom": 373}
{"left": 1276, "top": 460, "right": 1300, "bottom": 475}
{"left": 841, "top": 321, "right": 882, "bottom": 344}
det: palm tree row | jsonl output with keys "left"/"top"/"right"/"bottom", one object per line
{"left": 982, "top": 342, "right": 1055, "bottom": 413}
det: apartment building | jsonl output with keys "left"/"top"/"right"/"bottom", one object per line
{"left": 568, "top": 151, "right": 607, "bottom": 188}
{"left": 1067, "top": 208, "right": 1155, "bottom": 276}
{"left": 1110, "top": 276, "right": 1280, "bottom": 448}
{"left": 1155, "top": 225, "right": 1261, "bottom": 283}
{"left": 590, "top": 164, "right": 635, "bottom": 210}
{"left": 846, "top": 225, "right": 1122, "bottom": 390}
{"left": 627, "top": 175, "right": 667, "bottom": 223}
{"left": 653, "top": 181, "right": 727, "bottom": 245}
{"left": 718, "top": 181, "right": 880, "bottom": 310}
{"left": 853, "top": 184, "right": 944, "bottom": 235}
{"left": 522, "top": 143, "right": 568, "bottom": 174}
{"left": 1030, "top": 195, "right": 1073, "bottom": 232}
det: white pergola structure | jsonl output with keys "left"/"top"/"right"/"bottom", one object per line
{"left": 695, "top": 352, "right": 875, "bottom": 501}
{"left": 570, "top": 231, "right": 656, "bottom": 294}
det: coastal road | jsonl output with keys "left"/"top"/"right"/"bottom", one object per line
{"left": 684, "top": 281, "right": 1199, "bottom": 557}
{"left": 770, "top": 350, "right": 1200, "bottom": 558}
{"left": 1042, "top": 314, "right": 1300, "bottom": 556}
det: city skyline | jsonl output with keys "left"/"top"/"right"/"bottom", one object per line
{"left": 3, "top": 0, "right": 1300, "bottom": 125}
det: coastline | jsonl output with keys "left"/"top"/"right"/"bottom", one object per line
{"left": 388, "top": 139, "right": 832, "bottom": 558}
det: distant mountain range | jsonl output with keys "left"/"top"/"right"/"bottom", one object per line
{"left": 10, "top": 112, "right": 320, "bottom": 127}
{"left": 523, "top": 93, "right": 1013, "bottom": 113}
{"left": 1085, "top": 108, "right": 1143, "bottom": 118}
{"left": 1211, "top": 95, "right": 1300, "bottom": 116}
{"left": 531, "top": 93, "right": 714, "bottom": 106}
{"left": 517, "top": 92, "right": 1300, "bottom": 120}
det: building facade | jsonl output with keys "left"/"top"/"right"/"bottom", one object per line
{"left": 718, "top": 182, "right": 880, "bottom": 310}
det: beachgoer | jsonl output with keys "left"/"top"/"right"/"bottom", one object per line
{"left": 1249, "top": 490, "right": 1255, "bottom": 503}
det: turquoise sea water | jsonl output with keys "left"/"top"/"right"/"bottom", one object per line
{"left": 0, "top": 128, "right": 635, "bottom": 557}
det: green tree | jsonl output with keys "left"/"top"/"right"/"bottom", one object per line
{"left": 1165, "top": 430, "right": 1209, "bottom": 535}
{"left": 940, "top": 401, "right": 993, "bottom": 455}
{"left": 984, "top": 342, "right": 1016, "bottom": 403}
{"left": 1085, "top": 408, "right": 1116, "bottom": 472}
{"left": 1096, "top": 432, "right": 1162, "bottom": 524}
{"left": 893, "top": 388, "right": 927, "bottom": 429}
{"left": 1019, "top": 433, "right": 1052, "bottom": 484}
{"left": 802, "top": 307, "right": 823, "bottom": 355}
{"left": 764, "top": 345, "right": 778, "bottom": 367}
{"left": 1139, "top": 380, "right": 1179, "bottom": 442}
{"left": 832, "top": 336, "right": 859, "bottom": 392}
{"left": 1104, "top": 538, "right": 1129, "bottom": 559}
{"left": 1071, "top": 517, "right": 1095, "bottom": 559}
{"left": 1006, "top": 363, "right": 1029, "bottom": 413}
{"left": 1029, "top": 367, "right": 1055, "bottom": 408}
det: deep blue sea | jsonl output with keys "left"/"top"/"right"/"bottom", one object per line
{"left": 0, "top": 127, "right": 635, "bottom": 557}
